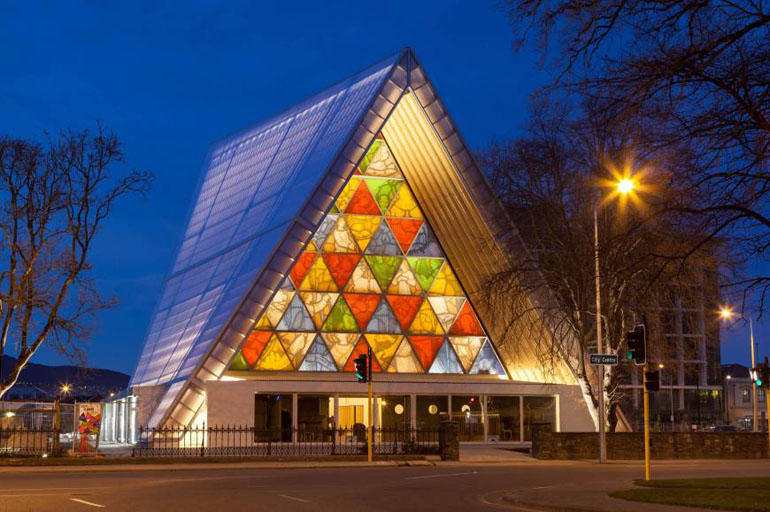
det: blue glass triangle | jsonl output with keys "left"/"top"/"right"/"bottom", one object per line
{"left": 280, "top": 277, "right": 294, "bottom": 290}
{"left": 408, "top": 223, "right": 443, "bottom": 257}
{"left": 312, "top": 213, "right": 339, "bottom": 249}
{"left": 299, "top": 335, "right": 337, "bottom": 372}
{"left": 469, "top": 339, "right": 506, "bottom": 375}
{"left": 428, "top": 339, "right": 464, "bottom": 374}
{"left": 365, "top": 298, "right": 402, "bottom": 333}
{"left": 277, "top": 294, "right": 315, "bottom": 331}
{"left": 365, "top": 220, "right": 402, "bottom": 255}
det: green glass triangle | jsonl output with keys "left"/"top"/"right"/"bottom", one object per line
{"left": 365, "top": 178, "right": 402, "bottom": 213}
{"left": 407, "top": 257, "right": 444, "bottom": 291}
{"left": 229, "top": 352, "right": 249, "bottom": 371}
{"left": 321, "top": 295, "right": 359, "bottom": 332}
{"left": 364, "top": 255, "right": 402, "bottom": 290}
{"left": 330, "top": 204, "right": 340, "bottom": 214}
{"left": 359, "top": 139, "right": 383, "bottom": 172}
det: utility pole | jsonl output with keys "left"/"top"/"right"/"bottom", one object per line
{"left": 367, "top": 347, "right": 373, "bottom": 464}
{"left": 594, "top": 208, "right": 606, "bottom": 463}
{"left": 643, "top": 368, "right": 651, "bottom": 481}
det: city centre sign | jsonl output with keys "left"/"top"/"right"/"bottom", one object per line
{"left": 590, "top": 354, "right": 619, "bottom": 366}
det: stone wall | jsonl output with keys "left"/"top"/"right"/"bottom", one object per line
{"left": 532, "top": 424, "right": 768, "bottom": 459}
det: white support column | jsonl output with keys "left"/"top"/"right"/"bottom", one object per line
{"left": 410, "top": 394, "right": 417, "bottom": 431}
{"left": 482, "top": 395, "right": 488, "bottom": 443}
{"left": 291, "top": 393, "right": 298, "bottom": 443}
{"left": 519, "top": 396, "right": 524, "bottom": 442}
{"left": 554, "top": 394, "right": 561, "bottom": 433}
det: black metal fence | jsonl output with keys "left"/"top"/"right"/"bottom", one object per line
{"left": 133, "top": 425, "right": 440, "bottom": 458}
{"left": 0, "top": 426, "right": 61, "bottom": 457}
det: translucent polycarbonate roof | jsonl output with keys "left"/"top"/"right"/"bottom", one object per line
{"left": 131, "top": 52, "right": 402, "bottom": 388}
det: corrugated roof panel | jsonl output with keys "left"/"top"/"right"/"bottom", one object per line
{"left": 131, "top": 52, "right": 402, "bottom": 392}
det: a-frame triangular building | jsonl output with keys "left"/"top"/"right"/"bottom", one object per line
{"left": 130, "top": 49, "right": 593, "bottom": 433}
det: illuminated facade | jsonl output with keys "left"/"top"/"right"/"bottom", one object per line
{"left": 129, "top": 49, "right": 595, "bottom": 440}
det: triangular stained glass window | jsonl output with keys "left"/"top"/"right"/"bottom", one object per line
{"left": 365, "top": 220, "right": 402, "bottom": 256}
{"left": 429, "top": 339, "right": 464, "bottom": 374}
{"left": 228, "top": 132, "right": 501, "bottom": 377}
{"left": 408, "top": 223, "right": 443, "bottom": 257}
{"left": 469, "top": 339, "right": 507, "bottom": 375}
{"left": 365, "top": 298, "right": 402, "bottom": 334}
{"left": 387, "top": 339, "right": 423, "bottom": 373}
{"left": 299, "top": 336, "right": 337, "bottom": 372}
{"left": 276, "top": 295, "right": 315, "bottom": 332}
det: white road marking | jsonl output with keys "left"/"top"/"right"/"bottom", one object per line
{"left": 279, "top": 494, "right": 310, "bottom": 503}
{"left": 70, "top": 498, "right": 105, "bottom": 508}
{"left": 407, "top": 471, "right": 479, "bottom": 480}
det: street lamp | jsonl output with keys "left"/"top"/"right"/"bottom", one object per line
{"left": 594, "top": 174, "right": 637, "bottom": 463}
{"left": 719, "top": 307, "right": 758, "bottom": 431}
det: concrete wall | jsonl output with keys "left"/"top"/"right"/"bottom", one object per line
{"left": 205, "top": 378, "right": 595, "bottom": 433}
{"left": 532, "top": 425, "right": 769, "bottom": 459}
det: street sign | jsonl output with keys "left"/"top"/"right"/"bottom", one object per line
{"left": 590, "top": 354, "right": 619, "bottom": 366}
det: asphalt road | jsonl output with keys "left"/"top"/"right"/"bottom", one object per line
{"left": 1, "top": 460, "right": 768, "bottom": 512}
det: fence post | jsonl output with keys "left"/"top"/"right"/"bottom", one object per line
{"left": 52, "top": 398, "right": 61, "bottom": 456}
{"left": 439, "top": 421, "right": 459, "bottom": 461}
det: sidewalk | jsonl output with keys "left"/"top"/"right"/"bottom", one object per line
{"left": 0, "top": 458, "right": 435, "bottom": 474}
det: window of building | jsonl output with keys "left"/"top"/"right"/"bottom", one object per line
{"left": 759, "top": 389, "right": 766, "bottom": 403}
{"left": 415, "top": 395, "right": 448, "bottom": 430}
{"left": 451, "top": 395, "right": 484, "bottom": 441}
{"left": 523, "top": 396, "right": 556, "bottom": 441}
{"left": 742, "top": 388, "right": 751, "bottom": 403}
{"left": 487, "top": 396, "right": 520, "bottom": 441}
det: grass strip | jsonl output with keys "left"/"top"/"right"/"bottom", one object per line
{"left": 612, "top": 477, "right": 770, "bottom": 511}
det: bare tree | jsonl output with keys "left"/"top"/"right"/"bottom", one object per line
{"left": 478, "top": 99, "right": 724, "bottom": 430}
{"left": 504, "top": 0, "right": 770, "bottom": 309}
{"left": 0, "top": 127, "right": 152, "bottom": 399}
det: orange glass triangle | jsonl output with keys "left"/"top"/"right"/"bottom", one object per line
{"left": 448, "top": 301, "right": 485, "bottom": 336}
{"left": 408, "top": 336, "right": 445, "bottom": 370}
{"left": 322, "top": 253, "right": 361, "bottom": 289}
{"left": 345, "top": 180, "right": 380, "bottom": 215}
{"left": 385, "top": 295, "right": 423, "bottom": 332}
{"left": 343, "top": 336, "right": 382, "bottom": 372}
{"left": 290, "top": 251, "right": 317, "bottom": 289}
{"left": 242, "top": 331, "right": 273, "bottom": 367}
{"left": 344, "top": 293, "right": 381, "bottom": 331}
{"left": 387, "top": 218, "right": 423, "bottom": 253}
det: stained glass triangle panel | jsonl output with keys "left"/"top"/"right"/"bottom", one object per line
{"left": 469, "top": 339, "right": 506, "bottom": 375}
{"left": 298, "top": 336, "right": 338, "bottom": 372}
{"left": 365, "top": 298, "right": 402, "bottom": 334}
{"left": 428, "top": 339, "right": 464, "bottom": 374}
{"left": 387, "top": 338, "right": 423, "bottom": 373}
{"left": 276, "top": 294, "right": 315, "bottom": 332}
{"left": 365, "top": 219, "right": 402, "bottom": 255}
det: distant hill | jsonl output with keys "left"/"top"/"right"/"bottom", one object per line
{"left": 1, "top": 355, "right": 129, "bottom": 401}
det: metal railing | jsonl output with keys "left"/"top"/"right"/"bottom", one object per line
{"left": 0, "top": 426, "right": 60, "bottom": 457}
{"left": 133, "top": 425, "right": 440, "bottom": 458}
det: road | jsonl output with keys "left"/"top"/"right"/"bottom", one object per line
{"left": 0, "top": 460, "right": 768, "bottom": 512}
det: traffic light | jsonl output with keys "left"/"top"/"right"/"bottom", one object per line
{"left": 750, "top": 367, "right": 761, "bottom": 387}
{"left": 626, "top": 324, "right": 647, "bottom": 366}
{"left": 644, "top": 370, "right": 660, "bottom": 392}
{"left": 755, "top": 358, "right": 770, "bottom": 389}
{"left": 354, "top": 354, "right": 368, "bottom": 383}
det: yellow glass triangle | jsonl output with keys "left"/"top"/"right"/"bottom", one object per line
{"left": 428, "top": 262, "right": 463, "bottom": 296}
{"left": 387, "top": 259, "right": 422, "bottom": 295}
{"left": 345, "top": 214, "right": 382, "bottom": 252}
{"left": 321, "top": 333, "right": 360, "bottom": 368}
{"left": 299, "top": 257, "right": 338, "bottom": 292}
{"left": 386, "top": 185, "right": 422, "bottom": 219}
{"left": 254, "top": 312, "right": 272, "bottom": 331}
{"left": 299, "top": 292, "right": 339, "bottom": 329}
{"left": 387, "top": 338, "right": 423, "bottom": 373}
{"left": 254, "top": 334, "right": 293, "bottom": 371}
{"left": 427, "top": 296, "right": 466, "bottom": 332}
{"left": 335, "top": 176, "right": 362, "bottom": 212}
{"left": 306, "top": 240, "right": 318, "bottom": 252}
{"left": 342, "top": 258, "right": 382, "bottom": 293}
{"left": 322, "top": 215, "right": 359, "bottom": 253}
{"left": 364, "top": 143, "right": 401, "bottom": 178}
{"left": 365, "top": 334, "right": 402, "bottom": 368}
{"left": 409, "top": 300, "right": 444, "bottom": 335}
{"left": 277, "top": 332, "right": 316, "bottom": 368}
{"left": 265, "top": 290, "right": 295, "bottom": 326}
{"left": 448, "top": 336, "right": 485, "bottom": 372}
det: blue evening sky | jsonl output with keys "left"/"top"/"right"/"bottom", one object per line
{"left": 0, "top": 1, "right": 764, "bottom": 375}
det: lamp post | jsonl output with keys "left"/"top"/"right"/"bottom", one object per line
{"left": 594, "top": 177, "right": 636, "bottom": 463}
{"left": 719, "top": 308, "right": 758, "bottom": 432}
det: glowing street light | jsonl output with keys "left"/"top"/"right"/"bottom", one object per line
{"left": 593, "top": 172, "right": 641, "bottom": 464}
{"left": 719, "top": 306, "right": 758, "bottom": 431}
{"left": 60, "top": 384, "right": 71, "bottom": 395}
